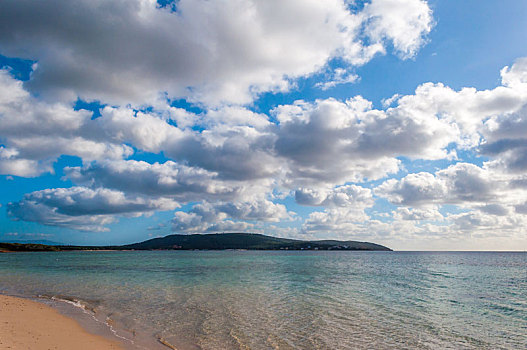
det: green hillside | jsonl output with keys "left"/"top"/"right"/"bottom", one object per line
{"left": 1, "top": 233, "right": 392, "bottom": 251}
{"left": 122, "top": 233, "right": 392, "bottom": 251}
{"left": 0, "top": 242, "right": 61, "bottom": 252}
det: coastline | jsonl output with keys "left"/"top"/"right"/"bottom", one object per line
{"left": 0, "top": 294, "right": 125, "bottom": 350}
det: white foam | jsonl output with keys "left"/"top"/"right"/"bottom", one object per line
{"left": 38, "top": 295, "right": 147, "bottom": 349}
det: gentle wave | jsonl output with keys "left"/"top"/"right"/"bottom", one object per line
{"left": 37, "top": 294, "right": 147, "bottom": 349}
{"left": 0, "top": 251, "right": 525, "bottom": 349}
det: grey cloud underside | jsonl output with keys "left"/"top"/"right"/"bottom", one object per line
{"left": 480, "top": 105, "right": 527, "bottom": 172}
{"left": 7, "top": 187, "right": 178, "bottom": 232}
{"left": 65, "top": 160, "right": 244, "bottom": 201}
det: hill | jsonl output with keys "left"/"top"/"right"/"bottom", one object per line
{"left": 1, "top": 233, "right": 392, "bottom": 252}
{"left": 122, "top": 233, "right": 391, "bottom": 251}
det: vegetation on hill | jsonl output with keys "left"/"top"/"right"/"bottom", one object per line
{"left": 122, "top": 233, "right": 392, "bottom": 251}
{"left": 0, "top": 242, "right": 61, "bottom": 252}
{"left": 1, "top": 233, "right": 392, "bottom": 252}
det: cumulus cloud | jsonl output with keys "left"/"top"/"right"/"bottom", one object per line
{"left": 0, "top": 147, "right": 43, "bottom": 177}
{"left": 172, "top": 210, "right": 254, "bottom": 234}
{"left": 447, "top": 210, "right": 524, "bottom": 234}
{"left": 481, "top": 105, "right": 527, "bottom": 173}
{"left": 0, "top": 70, "right": 133, "bottom": 176}
{"left": 0, "top": 68, "right": 276, "bottom": 185}
{"left": 65, "top": 160, "right": 244, "bottom": 202}
{"left": 171, "top": 199, "right": 291, "bottom": 233}
{"left": 376, "top": 163, "right": 500, "bottom": 207}
{"left": 374, "top": 160, "right": 527, "bottom": 242}
{"left": 165, "top": 125, "right": 280, "bottom": 181}
{"left": 376, "top": 172, "right": 445, "bottom": 206}
{"left": 0, "top": 68, "right": 279, "bottom": 182}
{"left": 92, "top": 106, "right": 186, "bottom": 154}
{"left": 0, "top": 0, "right": 433, "bottom": 106}
{"left": 366, "top": 58, "right": 527, "bottom": 243}
{"left": 295, "top": 184, "right": 373, "bottom": 207}
{"left": 362, "top": 0, "right": 433, "bottom": 59}
{"left": 301, "top": 207, "right": 372, "bottom": 237}
{"left": 390, "top": 57, "right": 527, "bottom": 150}
{"left": 94, "top": 106, "right": 281, "bottom": 182}
{"left": 393, "top": 207, "right": 444, "bottom": 221}
{"left": 274, "top": 95, "right": 456, "bottom": 186}
{"left": 7, "top": 187, "right": 178, "bottom": 231}
{"left": 297, "top": 185, "right": 375, "bottom": 237}
{"left": 5, "top": 56, "right": 525, "bottom": 188}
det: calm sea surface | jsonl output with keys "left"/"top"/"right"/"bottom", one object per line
{"left": 0, "top": 251, "right": 525, "bottom": 349}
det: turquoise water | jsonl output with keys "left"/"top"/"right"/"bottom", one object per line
{"left": 0, "top": 251, "right": 525, "bottom": 349}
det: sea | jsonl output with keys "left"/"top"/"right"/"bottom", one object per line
{"left": 0, "top": 251, "right": 525, "bottom": 349}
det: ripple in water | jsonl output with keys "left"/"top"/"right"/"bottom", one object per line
{"left": 0, "top": 251, "right": 525, "bottom": 349}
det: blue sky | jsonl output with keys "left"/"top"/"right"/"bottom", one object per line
{"left": 1, "top": 0, "right": 526, "bottom": 250}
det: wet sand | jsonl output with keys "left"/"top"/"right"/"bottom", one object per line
{"left": 0, "top": 294, "right": 124, "bottom": 350}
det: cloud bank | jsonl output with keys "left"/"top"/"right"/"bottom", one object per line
{"left": 0, "top": 0, "right": 432, "bottom": 105}
{"left": 0, "top": 0, "right": 526, "bottom": 249}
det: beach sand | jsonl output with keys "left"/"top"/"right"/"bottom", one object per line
{"left": 0, "top": 294, "right": 124, "bottom": 350}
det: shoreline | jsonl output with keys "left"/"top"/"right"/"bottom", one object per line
{"left": 0, "top": 292, "right": 177, "bottom": 350}
{"left": 0, "top": 294, "right": 126, "bottom": 349}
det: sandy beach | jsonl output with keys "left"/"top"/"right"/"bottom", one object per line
{"left": 0, "top": 294, "right": 123, "bottom": 350}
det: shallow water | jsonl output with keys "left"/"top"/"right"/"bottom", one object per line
{"left": 0, "top": 251, "right": 525, "bottom": 349}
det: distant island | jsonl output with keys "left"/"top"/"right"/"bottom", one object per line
{"left": 0, "top": 233, "right": 392, "bottom": 252}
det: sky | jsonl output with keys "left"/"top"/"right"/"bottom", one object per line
{"left": 0, "top": 0, "right": 526, "bottom": 250}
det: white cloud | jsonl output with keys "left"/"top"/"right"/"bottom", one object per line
{"left": 295, "top": 184, "right": 373, "bottom": 207}
{"left": 172, "top": 211, "right": 254, "bottom": 234}
{"left": 481, "top": 105, "right": 527, "bottom": 173}
{"left": 376, "top": 163, "right": 501, "bottom": 207}
{"left": 298, "top": 185, "right": 375, "bottom": 238}
{"left": 301, "top": 207, "right": 373, "bottom": 238}
{"left": 274, "top": 95, "right": 455, "bottom": 186}
{"left": 362, "top": 0, "right": 433, "bottom": 59}
{"left": 66, "top": 160, "right": 244, "bottom": 202}
{"left": 393, "top": 206, "right": 444, "bottom": 221}
{"left": 390, "top": 57, "right": 527, "bottom": 150}
{"left": 7, "top": 187, "right": 178, "bottom": 231}
{"left": 7, "top": 55, "right": 526, "bottom": 187}
{"left": 447, "top": 210, "right": 524, "bottom": 234}
{"left": 0, "top": 0, "right": 433, "bottom": 106}
{"left": 0, "top": 147, "right": 43, "bottom": 177}
{"left": 315, "top": 68, "right": 359, "bottom": 90}
{"left": 171, "top": 199, "right": 291, "bottom": 233}
{"left": 374, "top": 161, "right": 527, "bottom": 244}
{"left": 93, "top": 106, "right": 185, "bottom": 154}
{"left": 0, "top": 70, "right": 133, "bottom": 176}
